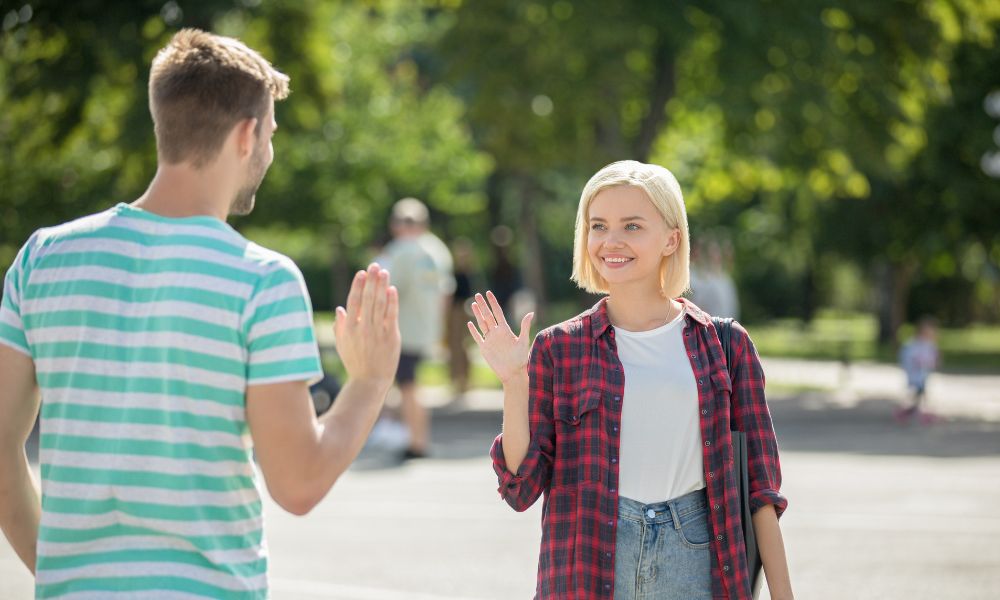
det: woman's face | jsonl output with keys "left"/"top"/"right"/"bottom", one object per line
{"left": 586, "top": 186, "right": 679, "bottom": 292}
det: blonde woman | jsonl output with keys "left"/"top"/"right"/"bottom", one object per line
{"left": 467, "top": 161, "right": 793, "bottom": 599}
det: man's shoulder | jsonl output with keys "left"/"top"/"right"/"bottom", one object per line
{"left": 30, "top": 206, "right": 119, "bottom": 245}
{"left": 242, "top": 241, "right": 304, "bottom": 281}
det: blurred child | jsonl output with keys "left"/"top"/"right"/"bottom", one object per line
{"left": 895, "top": 316, "right": 941, "bottom": 424}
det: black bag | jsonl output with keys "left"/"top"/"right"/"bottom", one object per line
{"left": 712, "top": 317, "right": 764, "bottom": 599}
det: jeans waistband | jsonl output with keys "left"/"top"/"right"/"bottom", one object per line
{"left": 617, "top": 488, "right": 707, "bottom": 525}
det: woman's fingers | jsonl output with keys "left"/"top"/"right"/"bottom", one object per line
{"left": 485, "top": 291, "right": 510, "bottom": 332}
{"left": 471, "top": 298, "right": 492, "bottom": 334}
{"left": 474, "top": 293, "right": 499, "bottom": 328}
{"left": 466, "top": 320, "right": 484, "bottom": 345}
{"left": 518, "top": 312, "right": 534, "bottom": 341}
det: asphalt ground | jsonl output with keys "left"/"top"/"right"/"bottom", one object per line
{"left": 2, "top": 362, "right": 999, "bottom": 599}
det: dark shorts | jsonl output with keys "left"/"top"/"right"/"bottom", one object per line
{"left": 396, "top": 352, "right": 422, "bottom": 385}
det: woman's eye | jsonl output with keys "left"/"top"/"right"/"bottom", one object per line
{"left": 625, "top": 223, "right": 640, "bottom": 231}
{"left": 591, "top": 223, "right": 606, "bottom": 231}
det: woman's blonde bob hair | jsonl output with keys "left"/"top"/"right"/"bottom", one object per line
{"left": 570, "top": 160, "right": 690, "bottom": 298}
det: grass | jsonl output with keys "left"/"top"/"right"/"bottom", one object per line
{"left": 749, "top": 310, "right": 1000, "bottom": 372}
{"left": 315, "top": 309, "right": 1000, "bottom": 376}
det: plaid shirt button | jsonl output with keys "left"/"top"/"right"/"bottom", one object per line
{"left": 716, "top": 535, "right": 724, "bottom": 541}
{"left": 723, "top": 565, "right": 730, "bottom": 572}
{"left": 701, "top": 409, "right": 708, "bottom": 415}
{"left": 704, "top": 440, "right": 711, "bottom": 446}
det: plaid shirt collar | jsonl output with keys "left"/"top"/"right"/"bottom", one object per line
{"left": 585, "top": 296, "right": 713, "bottom": 341}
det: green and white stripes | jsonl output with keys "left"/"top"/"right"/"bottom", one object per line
{"left": 0, "top": 204, "right": 323, "bottom": 598}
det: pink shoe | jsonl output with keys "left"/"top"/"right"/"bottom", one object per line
{"left": 918, "top": 412, "right": 942, "bottom": 425}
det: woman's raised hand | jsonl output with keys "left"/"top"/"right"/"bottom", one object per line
{"left": 467, "top": 291, "right": 534, "bottom": 385}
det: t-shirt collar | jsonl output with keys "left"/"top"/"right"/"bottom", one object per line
{"left": 587, "top": 296, "right": 712, "bottom": 340}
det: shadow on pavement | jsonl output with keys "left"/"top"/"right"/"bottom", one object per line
{"left": 24, "top": 391, "right": 999, "bottom": 472}
{"left": 770, "top": 393, "right": 1000, "bottom": 458}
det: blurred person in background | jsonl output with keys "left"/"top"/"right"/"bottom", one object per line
{"left": 895, "top": 316, "right": 941, "bottom": 424}
{"left": 488, "top": 225, "right": 521, "bottom": 315}
{"left": 377, "top": 198, "right": 454, "bottom": 459}
{"left": 689, "top": 237, "right": 740, "bottom": 319}
{"left": 447, "top": 237, "right": 481, "bottom": 402}
{"left": 467, "top": 161, "right": 792, "bottom": 599}
{"left": 0, "top": 29, "right": 400, "bottom": 598}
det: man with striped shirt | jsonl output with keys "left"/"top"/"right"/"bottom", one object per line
{"left": 0, "top": 29, "right": 401, "bottom": 598}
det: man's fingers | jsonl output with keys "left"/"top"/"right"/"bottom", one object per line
{"left": 359, "top": 263, "right": 379, "bottom": 323}
{"left": 370, "top": 270, "right": 389, "bottom": 326}
{"left": 345, "top": 270, "right": 365, "bottom": 321}
{"left": 486, "top": 291, "right": 511, "bottom": 332}
{"left": 466, "top": 321, "right": 484, "bottom": 346}
{"left": 384, "top": 285, "right": 399, "bottom": 330}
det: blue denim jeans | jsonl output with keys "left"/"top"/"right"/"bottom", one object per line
{"left": 614, "top": 488, "right": 713, "bottom": 600}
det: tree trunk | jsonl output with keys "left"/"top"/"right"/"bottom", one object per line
{"left": 518, "top": 176, "right": 547, "bottom": 323}
{"left": 633, "top": 39, "right": 676, "bottom": 162}
{"left": 874, "top": 258, "right": 916, "bottom": 349}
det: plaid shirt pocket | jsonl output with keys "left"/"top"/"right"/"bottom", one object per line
{"left": 554, "top": 390, "right": 604, "bottom": 486}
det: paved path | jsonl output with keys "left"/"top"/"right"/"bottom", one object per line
{"left": 3, "top": 359, "right": 1000, "bottom": 599}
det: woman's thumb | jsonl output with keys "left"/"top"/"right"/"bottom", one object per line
{"left": 518, "top": 312, "right": 535, "bottom": 338}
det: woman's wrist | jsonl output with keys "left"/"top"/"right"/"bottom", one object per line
{"left": 500, "top": 367, "right": 528, "bottom": 389}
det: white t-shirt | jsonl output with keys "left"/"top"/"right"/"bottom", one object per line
{"left": 615, "top": 307, "right": 705, "bottom": 504}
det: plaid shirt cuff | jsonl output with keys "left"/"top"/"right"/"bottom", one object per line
{"left": 490, "top": 434, "right": 542, "bottom": 499}
{"left": 750, "top": 489, "right": 788, "bottom": 518}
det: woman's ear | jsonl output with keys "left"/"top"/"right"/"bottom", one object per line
{"left": 662, "top": 228, "right": 681, "bottom": 257}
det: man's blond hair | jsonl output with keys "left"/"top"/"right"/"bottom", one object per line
{"left": 149, "top": 29, "right": 290, "bottom": 167}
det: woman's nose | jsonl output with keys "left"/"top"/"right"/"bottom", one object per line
{"left": 604, "top": 233, "right": 625, "bottom": 248}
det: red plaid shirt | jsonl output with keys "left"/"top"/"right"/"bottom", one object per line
{"left": 491, "top": 298, "right": 787, "bottom": 599}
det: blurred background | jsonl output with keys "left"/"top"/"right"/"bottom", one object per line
{"left": 2, "top": 0, "right": 999, "bottom": 362}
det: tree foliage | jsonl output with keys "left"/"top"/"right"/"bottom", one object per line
{"left": 1, "top": 0, "right": 998, "bottom": 339}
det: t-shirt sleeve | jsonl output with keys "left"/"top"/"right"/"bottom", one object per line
{"left": 243, "top": 258, "right": 324, "bottom": 386}
{"left": 0, "top": 236, "right": 36, "bottom": 356}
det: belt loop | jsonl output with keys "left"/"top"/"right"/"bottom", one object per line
{"left": 668, "top": 500, "right": 682, "bottom": 530}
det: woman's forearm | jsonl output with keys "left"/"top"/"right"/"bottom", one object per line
{"left": 500, "top": 372, "right": 530, "bottom": 474}
{"left": 752, "top": 504, "right": 793, "bottom": 600}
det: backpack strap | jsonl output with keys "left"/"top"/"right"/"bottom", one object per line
{"left": 711, "top": 316, "right": 735, "bottom": 375}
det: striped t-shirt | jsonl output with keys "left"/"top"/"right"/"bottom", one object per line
{"left": 0, "top": 203, "right": 323, "bottom": 599}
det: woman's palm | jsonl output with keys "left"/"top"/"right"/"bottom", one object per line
{"left": 467, "top": 291, "right": 534, "bottom": 384}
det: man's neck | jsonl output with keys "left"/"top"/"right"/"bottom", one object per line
{"left": 133, "top": 164, "right": 232, "bottom": 222}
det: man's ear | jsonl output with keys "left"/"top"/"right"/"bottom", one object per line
{"left": 234, "top": 117, "right": 259, "bottom": 160}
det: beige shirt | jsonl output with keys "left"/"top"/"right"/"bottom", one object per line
{"left": 380, "top": 234, "right": 453, "bottom": 354}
